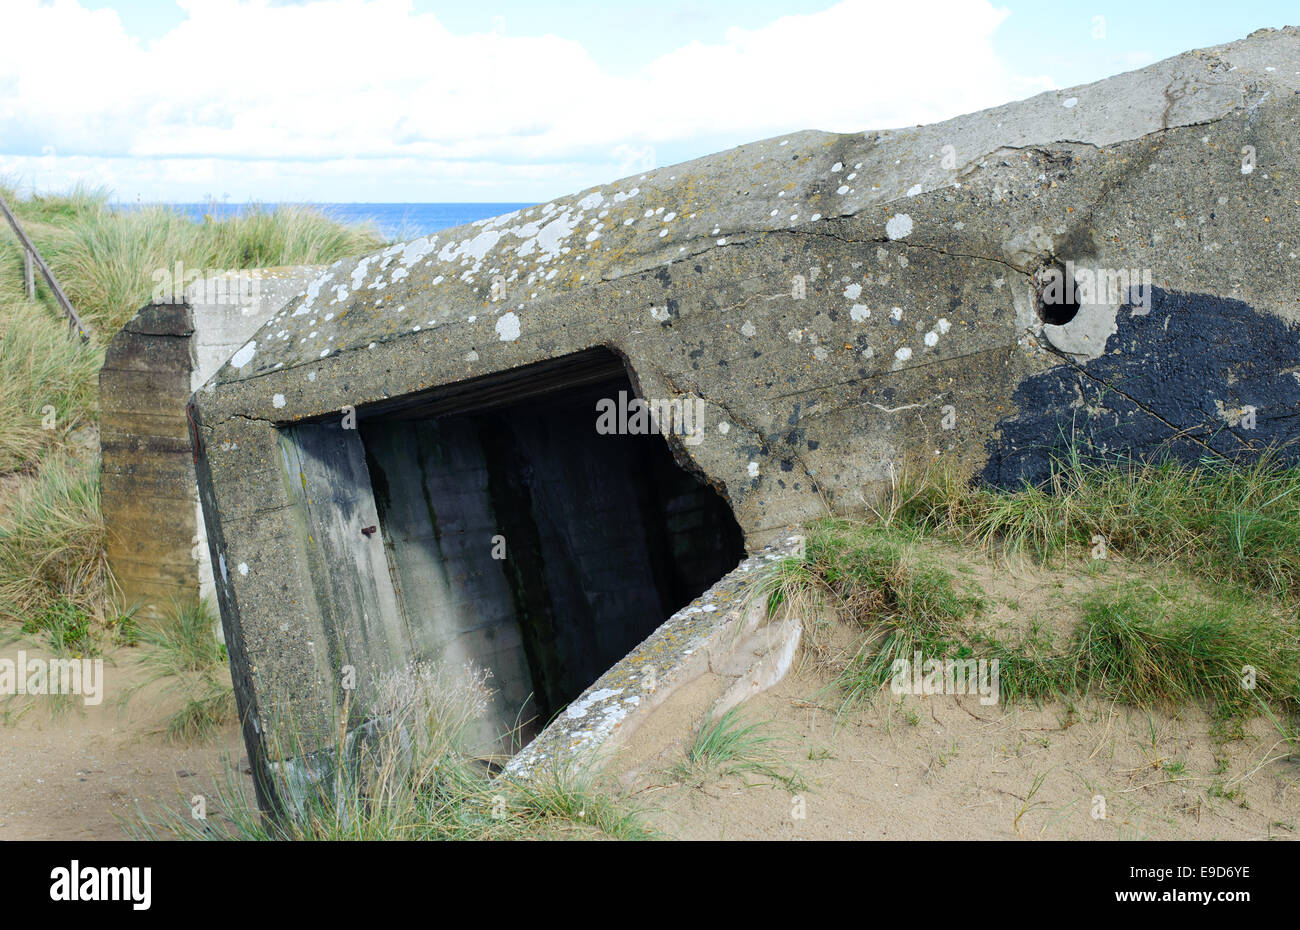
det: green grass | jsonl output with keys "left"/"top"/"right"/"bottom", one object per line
{"left": 125, "top": 598, "right": 236, "bottom": 743}
{"left": 885, "top": 450, "right": 1300, "bottom": 608}
{"left": 760, "top": 519, "right": 983, "bottom": 707}
{"left": 763, "top": 467, "right": 1300, "bottom": 725}
{"left": 1071, "top": 584, "right": 1300, "bottom": 717}
{"left": 20, "top": 595, "right": 98, "bottom": 657}
{"left": 675, "top": 707, "right": 805, "bottom": 790}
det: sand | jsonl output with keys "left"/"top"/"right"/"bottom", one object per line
{"left": 0, "top": 635, "right": 247, "bottom": 840}
{"left": 610, "top": 550, "right": 1300, "bottom": 840}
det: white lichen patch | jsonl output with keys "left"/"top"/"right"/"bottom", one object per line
{"left": 495, "top": 312, "right": 521, "bottom": 342}
{"left": 230, "top": 341, "right": 256, "bottom": 369}
{"left": 885, "top": 214, "right": 914, "bottom": 240}
{"left": 565, "top": 687, "right": 623, "bottom": 719}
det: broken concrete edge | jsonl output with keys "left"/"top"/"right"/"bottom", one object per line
{"left": 503, "top": 535, "right": 804, "bottom": 780}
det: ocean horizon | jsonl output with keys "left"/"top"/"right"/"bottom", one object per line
{"left": 116, "top": 202, "right": 534, "bottom": 241}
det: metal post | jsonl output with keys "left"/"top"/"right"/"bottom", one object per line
{"left": 24, "top": 248, "right": 35, "bottom": 301}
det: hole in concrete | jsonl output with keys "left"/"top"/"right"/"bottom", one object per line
{"left": 1034, "top": 261, "right": 1081, "bottom": 326}
{"left": 354, "top": 348, "right": 746, "bottom": 750}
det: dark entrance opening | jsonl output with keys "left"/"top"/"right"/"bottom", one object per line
{"left": 356, "top": 349, "right": 745, "bottom": 749}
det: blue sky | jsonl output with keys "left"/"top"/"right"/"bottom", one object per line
{"left": 2, "top": 0, "right": 1294, "bottom": 202}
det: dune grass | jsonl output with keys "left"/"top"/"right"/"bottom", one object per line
{"left": 883, "top": 449, "right": 1300, "bottom": 608}
{"left": 2, "top": 185, "right": 383, "bottom": 337}
{"left": 124, "top": 598, "right": 236, "bottom": 743}
{"left": 0, "top": 452, "right": 112, "bottom": 628}
{"left": 1072, "top": 584, "right": 1300, "bottom": 717}
{"left": 127, "top": 660, "right": 655, "bottom": 840}
{"left": 0, "top": 301, "right": 103, "bottom": 472}
{"left": 760, "top": 519, "right": 984, "bottom": 706}
{"left": 673, "top": 707, "right": 806, "bottom": 791}
{"left": 763, "top": 453, "right": 1300, "bottom": 724}
{"left": 0, "top": 182, "right": 384, "bottom": 642}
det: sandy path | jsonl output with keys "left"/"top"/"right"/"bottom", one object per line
{"left": 0, "top": 636, "right": 246, "bottom": 840}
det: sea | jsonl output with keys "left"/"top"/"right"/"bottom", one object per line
{"left": 159, "top": 202, "right": 534, "bottom": 242}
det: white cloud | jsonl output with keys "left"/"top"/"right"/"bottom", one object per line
{"left": 0, "top": 0, "right": 1056, "bottom": 200}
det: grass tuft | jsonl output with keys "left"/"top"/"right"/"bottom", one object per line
{"left": 1071, "top": 585, "right": 1300, "bottom": 717}
{"left": 676, "top": 707, "right": 806, "bottom": 791}
{"left": 126, "top": 659, "right": 653, "bottom": 840}
{"left": 885, "top": 450, "right": 1300, "bottom": 608}
{"left": 0, "top": 452, "right": 111, "bottom": 627}
{"left": 762, "top": 519, "right": 983, "bottom": 707}
{"left": 127, "top": 598, "right": 236, "bottom": 744}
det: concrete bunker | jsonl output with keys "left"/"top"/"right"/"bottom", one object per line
{"left": 192, "top": 27, "right": 1300, "bottom": 803}
{"left": 278, "top": 348, "right": 744, "bottom": 757}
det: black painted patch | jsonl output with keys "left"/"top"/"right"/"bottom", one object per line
{"left": 982, "top": 287, "right": 1300, "bottom": 488}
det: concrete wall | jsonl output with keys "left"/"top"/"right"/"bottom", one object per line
{"left": 101, "top": 266, "right": 321, "bottom": 623}
{"left": 101, "top": 303, "right": 198, "bottom": 623}
{"left": 270, "top": 367, "right": 745, "bottom": 758}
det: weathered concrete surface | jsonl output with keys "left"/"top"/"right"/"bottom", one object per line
{"left": 101, "top": 266, "right": 320, "bottom": 622}
{"left": 102, "top": 303, "right": 198, "bottom": 625}
{"left": 191, "top": 29, "right": 1300, "bottom": 794}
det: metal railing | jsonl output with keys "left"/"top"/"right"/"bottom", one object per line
{"left": 0, "top": 193, "right": 90, "bottom": 340}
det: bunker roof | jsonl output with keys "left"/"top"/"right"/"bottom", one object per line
{"left": 205, "top": 26, "right": 1300, "bottom": 397}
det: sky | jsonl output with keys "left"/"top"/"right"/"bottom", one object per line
{"left": 0, "top": 0, "right": 1293, "bottom": 203}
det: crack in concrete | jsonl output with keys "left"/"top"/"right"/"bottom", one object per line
{"left": 784, "top": 226, "right": 1032, "bottom": 277}
{"left": 767, "top": 342, "right": 1016, "bottom": 405}
{"left": 1044, "top": 347, "right": 1237, "bottom": 459}
{"left": 695, "top": 382, "right": 830, "bottom": 510}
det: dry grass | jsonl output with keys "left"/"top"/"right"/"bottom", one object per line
{"left": 126, "top": 661, "right": 656, "bottom": 841}
{"left": 0, "top": 302, "right": 103, "bottom": 472}
{"left": 0, "top": 452, "right": 113, "bottom": 627}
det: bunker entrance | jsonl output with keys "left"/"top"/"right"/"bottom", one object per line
{"left": 354, "top": 349, "right": 745, "bottom": 752}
